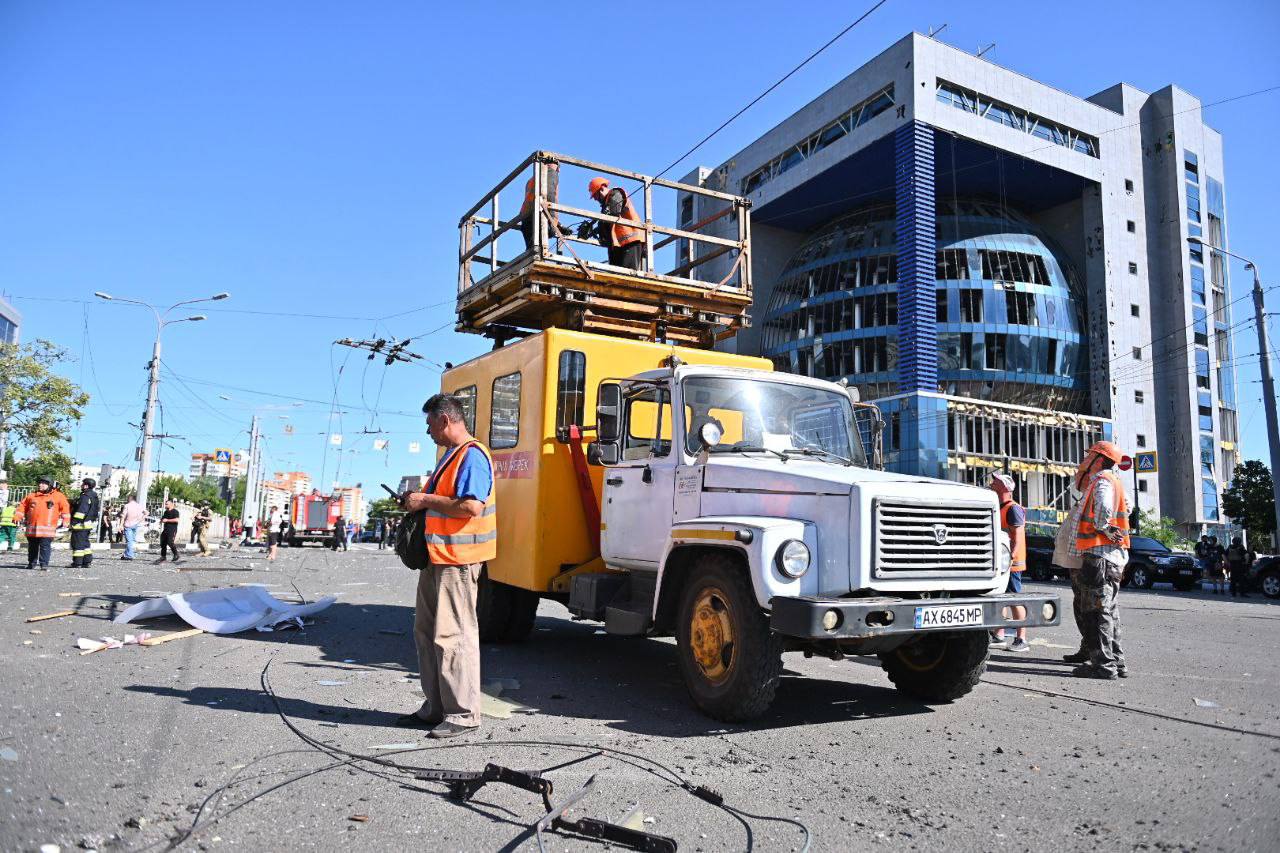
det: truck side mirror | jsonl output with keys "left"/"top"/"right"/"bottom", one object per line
{"left": 587, "top": 441, "right": 619, "bottom": 466}
{"left": 596, "top": 382, "right": 622, "bottom": 444}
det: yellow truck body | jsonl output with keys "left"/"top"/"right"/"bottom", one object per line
{"left": 439, "top": 328, "right": 771, "bottom": 594}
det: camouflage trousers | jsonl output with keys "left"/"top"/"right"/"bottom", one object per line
{"left": 1070, "top": 555, "right": 1125, "bottom": 676}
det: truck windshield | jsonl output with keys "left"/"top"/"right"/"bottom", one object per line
{"left": 682, "top": 376, "right": 867, "bottom": 466}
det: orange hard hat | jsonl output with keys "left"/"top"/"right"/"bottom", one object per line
{"left": 1085, "top": 440, "right": 1124, "bottom": 464}
{"left": 588, "top": 176, "right": 610, "bottom": 197}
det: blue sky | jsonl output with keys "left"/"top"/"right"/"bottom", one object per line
{"left": 2, "top": 1, "right": 1278, "bottom": 498}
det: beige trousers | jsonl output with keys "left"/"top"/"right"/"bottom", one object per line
{"left": 413, "top": 562, "right": 481, "bottom": 726}
{"left": 197, "top": 528, "right": 210, "bottom": 555}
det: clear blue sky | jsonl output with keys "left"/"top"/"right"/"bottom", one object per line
{"left": 2, "top": 1, "right": 1278, "bottom": 499}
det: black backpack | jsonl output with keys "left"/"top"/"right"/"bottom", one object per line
{"left": 395, "top": 510, "right": 430, "bottom": 571}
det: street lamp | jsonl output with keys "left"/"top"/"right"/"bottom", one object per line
{"left": 1187, "top": 236, "right": 1280, "bottom": 545}
{"left": 93, "top": 290, "right": 231, "bottom": 510}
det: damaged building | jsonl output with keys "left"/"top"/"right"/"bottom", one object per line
{"left": 681, "top": 32, "right": 1238, "bottom": 532}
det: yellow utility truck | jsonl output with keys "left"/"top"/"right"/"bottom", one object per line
{"left": 439, "top": 152, "right": 1061, "bottom": 721}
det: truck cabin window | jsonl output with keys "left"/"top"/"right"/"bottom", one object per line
{"left": 624, "top": 386, "right": 672, "bottom": 460}
{"left": 682, "top": 376, "right": 866, "bottom": 466}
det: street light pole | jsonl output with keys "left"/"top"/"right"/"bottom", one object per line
{"left": 94, "top": 291, "right": 229, "bottom": 511}
{"left": 1188, "top": 238, "right": 1280, "bottom": 545}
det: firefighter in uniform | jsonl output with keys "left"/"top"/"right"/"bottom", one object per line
{"left": 1063, "top": 441, "right": 1130, "bottom": 679}
{"left": 69, "top": 478, "right": 101, "bottom": 568}
{"left": 396, "top": 393, "right": 496, "bottom": 740}
{"left": 0, "top": 498, "right": 18, "bottom": 552}
{"left": 16, "top": 477, "right": 70, "bottom": 571}
{"left": 581, "top": 176, "right": 645, "bottom": 270}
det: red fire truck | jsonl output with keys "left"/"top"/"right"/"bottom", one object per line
{"left": 288, "top": 490, "right": 342, "bottom": 546}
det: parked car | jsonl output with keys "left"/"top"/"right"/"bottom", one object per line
{"left": 1024, "top": 533, "right": 1069, "bottom": 582}
{"left": 1123, "top": 536, "right": 1200, "bottom": 591}
{"left": 1246, "top": 554, "right": 1280, "bottom": 599}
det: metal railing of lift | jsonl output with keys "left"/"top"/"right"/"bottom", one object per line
{"left": 457, "top": 151, "right": 752, "bottom": 297}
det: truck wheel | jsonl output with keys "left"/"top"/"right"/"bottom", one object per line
{"left": 476, "top": 567, "right": 538, "bottom": 643}
{"left": 879, "top": 630, "right": 988, "bottom": 703}
{"left": 675, "top": 554, "right": 782, "bottom": 721}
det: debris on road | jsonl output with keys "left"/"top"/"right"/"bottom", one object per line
{"left": 370, "top": 743, "right": 417, "bottom": 750}
{"left": 139, "top": 628, "right": 204, "bottom": 647}
{"left": 317, "top": 680, "right": 348, "bottom": 686}
{"left": 348, "top": 815, "right": 370, "bottom": 823}
{"left": 26, "top": 610, "right": 76, "bottom": 623}
{"left": 77, "top": 634, "right": 153, "bottom": 655}
{"left": 113, "top": 586, "right": 335, "bottom": 634}
{"left": 1193, "top": 697, "right": 1222, "bottom": 709}
{"left": 0, "top": 746, "right": 17, "bottom": 761}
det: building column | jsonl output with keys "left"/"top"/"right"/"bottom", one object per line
{"left": 892, "top": 121, "right": 943, "bottom": 476}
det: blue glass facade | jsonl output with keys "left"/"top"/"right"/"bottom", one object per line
{"left": 760, "top": 200, "right": 1089, "bottom": 412}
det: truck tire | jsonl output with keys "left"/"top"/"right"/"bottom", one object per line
{"left": 879, "top": 630, "right": 988, "bottom": 703}
{"left": 675, "top": 553, "right": 783, "bottom": 721}
{"left": 476, "top": 567, "right": 539, "bottom": 644}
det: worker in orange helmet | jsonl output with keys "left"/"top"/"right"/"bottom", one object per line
{"left": 1061, "top": 440, "right": 1130, "bottom": 679}
{"left": 577, "top": 176, "right": 645, "bottom": 271}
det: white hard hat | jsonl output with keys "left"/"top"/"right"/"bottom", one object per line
{"left": 989, "top": 471, "right": 1015, "bottom": 493}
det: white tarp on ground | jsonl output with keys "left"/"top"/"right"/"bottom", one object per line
{"left": 113, "top": 586, "right": 336, "bottom": 634}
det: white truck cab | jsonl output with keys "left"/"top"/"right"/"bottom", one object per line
{"left": 571, "top": 361, "right": 1060, "bottom": 720}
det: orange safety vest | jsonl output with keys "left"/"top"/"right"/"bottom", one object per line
{"left": 999, "top": 498, "right": 1026, "bottom": 573}
{"left": 520, "top": 177, "right": 535, "bottom": 219}
{"left": 1075, "top": 470, "right": 1131, "bottom": 552}
{"left": 605, "top": 189, "right": 644, "bottom": 248}
{"left": 16, "top": 489, "right": 71, "bottom": 538}
{"left": 425, "top": 439, "right": 497, "bottom": 566}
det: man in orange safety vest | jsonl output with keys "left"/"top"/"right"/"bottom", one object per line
{"left": 396, "top": 393, "right": 496, "bottom": 739}
{"left": 1062, "top": 441, "right": 1130, "bottom": 680}
{"left": 16, "top": 477, "right": 71, "bottom": 571}
{"left": 581, "top": 176, "right": 645, "bottom": 271}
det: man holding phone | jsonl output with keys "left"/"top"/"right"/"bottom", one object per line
{"left": 394, "top": 393, "right": 496, "bottom": 740}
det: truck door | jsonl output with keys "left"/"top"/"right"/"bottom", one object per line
{"left": 601, "top": 382, "right": 677, "bottom": 571}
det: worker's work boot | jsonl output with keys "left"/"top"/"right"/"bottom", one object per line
{"left": 428, "top": 721, "right": 478, "bottom": 740}
{"left": 1062, "top": 650, "right": 1090, "bottom": 663}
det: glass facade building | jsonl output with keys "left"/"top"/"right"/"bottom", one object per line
{"left": 760, "top": 200, "right": 1088, "bottom": 412}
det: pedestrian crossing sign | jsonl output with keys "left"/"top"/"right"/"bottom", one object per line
{"left": 1135, "top": 451, "right": 1157, "bottom": 473}
{"left": 214, "top": 448, "right": 232, "bottom": 464}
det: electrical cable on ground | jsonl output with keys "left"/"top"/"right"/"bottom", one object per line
{"left": 240, "top": 634, "right": 813, "bottom": 852}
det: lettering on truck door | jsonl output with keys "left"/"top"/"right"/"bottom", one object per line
{"left": 601, "top": 383, "right": 678, "bottom": 570}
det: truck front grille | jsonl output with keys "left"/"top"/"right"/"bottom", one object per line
{"left": 873, "top": 499, "right": 996, "bottom": 575}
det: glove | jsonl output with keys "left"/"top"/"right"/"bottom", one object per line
{"left": 576, "top": 221, "right": 593, "bottom": 240}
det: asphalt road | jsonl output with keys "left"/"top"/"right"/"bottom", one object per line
{"left": 2, "top": 545, "right": 1277, "bottom": 852}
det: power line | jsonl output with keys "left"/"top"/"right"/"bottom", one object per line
{"left": 651, "top": 0, "right": 890, "bottom": 181}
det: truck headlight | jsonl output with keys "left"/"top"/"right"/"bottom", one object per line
{"left": 776, "top": 540, "right": 810, "bottom": 579}
{"left": 999, "top": 542, "right": 1012, "bottom": 574}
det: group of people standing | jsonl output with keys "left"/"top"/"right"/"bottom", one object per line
{"left": 1195, "top": 534, "right": 1256, "bottom": 597}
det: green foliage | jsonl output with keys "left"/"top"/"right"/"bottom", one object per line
{"left": 367, "top": 497, "right": 402, "bottom": 519}
{"left": 3, "top": 449, "right": 74, "bottom": 491}
{"left": 115, "top": 475, "right": 135, "bottom": 501}
{"left": 0, "top": 340, "right": 90, "bottom": 455}
{"left": 148, "top": 474, "right": 229, "bottom": 515}
{"left": 1222, "top": 460, "right": 1274, "bottom": 542}
{"left": 1135, "top": 509, "right": 1194, "bottom": 552}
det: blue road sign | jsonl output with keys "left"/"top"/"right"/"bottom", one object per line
{"left": 1135, "top": 451, "right": 1157, "bottom": 473}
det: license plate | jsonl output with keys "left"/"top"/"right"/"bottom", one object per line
{"left": 1179, "top": 569, "right": 1193, "bottom": 576}
{"left": 914, "top": 604, "right": 984, "bottom": 630}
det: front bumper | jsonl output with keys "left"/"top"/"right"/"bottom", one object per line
{"left": 769, "top": 593, "right": 1062, "bottom": 640}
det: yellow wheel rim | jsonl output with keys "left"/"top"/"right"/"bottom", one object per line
{"left": 690, "top": 585, "right": 735, "bottom": 685}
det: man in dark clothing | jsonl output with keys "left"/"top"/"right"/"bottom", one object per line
{"left": 69, "top": 478, "right": 101, "bottom": 568}
{"left": 581, "top": 176, "right": 645, "bottom": 271}
{"left": 155, "top": 499, "right": 181, "bottom": 563}
{"left": 332, "top": 515, "right": 348, "bottom": 551}
{"left": 1225, "top": 537, "right": 1255, "bottom": 598}
{"left": 377, "top": 519, "right": 388, "bottom": 550}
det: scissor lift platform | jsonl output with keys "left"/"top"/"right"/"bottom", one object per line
{"left": 457, "top": 151, "right": 753, "bottom": 347}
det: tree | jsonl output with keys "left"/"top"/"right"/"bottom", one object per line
{"left": 367, "top": 497, "right": 402, "bottom": 519}
{"left": 1222, "top": 460, "right": 1275, "bottom": 542}
{"left": 147, "top": 474, "right": 229, "bottom": 514}
{"left": 0, "top": 340, "right": 90, "bottom": 456}
{"left": 1135, "top": 509, "right": 1194, "bottom": 553}
{"left": 3, "top": 448, "right": 73, "bottom": 491}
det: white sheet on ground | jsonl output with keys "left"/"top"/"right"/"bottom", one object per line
{"left": 113, "top": 586, "right": 335, "bottom": 634}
